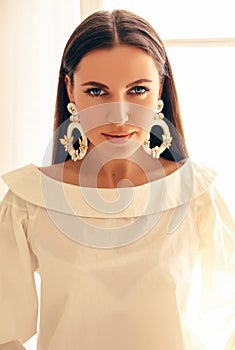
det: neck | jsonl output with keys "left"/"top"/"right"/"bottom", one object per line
{"left": 98, "top": 158, "right": 148, "bottom": 188}
{"left": 78, "top": 145, "right": 167, "bottom": 188}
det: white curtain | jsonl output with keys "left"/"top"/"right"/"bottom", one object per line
{"left": 0, "top": 0, "right": 95, "bottom": 199}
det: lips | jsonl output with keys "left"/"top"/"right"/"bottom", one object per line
{"left": 102, "top": 131, "right": 135, "bottom": 143}
{"left": 102, "top": 132, "right": 135, "bottom": 137}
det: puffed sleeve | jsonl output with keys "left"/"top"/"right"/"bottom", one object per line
{"left": 0, "top": 190, "right": 38, "bottom": 347}
{"left": 186, "top": 184, "right": 235, "bottom": 350}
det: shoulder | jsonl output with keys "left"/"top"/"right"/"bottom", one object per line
{"left": 167, "top": 159, "right": 217, "bottom": 208}
{"left": 39, "top": 160, "right": 80, "bottom": 186}
{"left": 1, "top": 162, "right": 85, "bottom": 213}
{"left": 159, "top": 157, "right": 185, "bottom": 177}
{"left": 38, "top": 162, "right": 64, "bottom": 181}
{"left": 0, "top": 189, "right": 28, "bottom": 214}
{"left": 1, "top": 163, "right": 48, "bottom": 208}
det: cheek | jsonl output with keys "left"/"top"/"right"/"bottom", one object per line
{"left": 137, "top": 128, "right": 151, "bottom": 143}
{"left": 144, "top": 92, "right": 159, "bottom": 106}
{"left": 85, "top": 129, "right": 100, "bottom": 143}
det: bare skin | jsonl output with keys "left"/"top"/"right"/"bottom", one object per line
{"left": 39, "top": 45, "right": 184, "bottom": 188}
{"left": 39, "top": 157, "right": 183, "bottom": 188}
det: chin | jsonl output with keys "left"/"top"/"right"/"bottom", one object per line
{"left": 90, "top": 140, "right": 142, "bottom": 160}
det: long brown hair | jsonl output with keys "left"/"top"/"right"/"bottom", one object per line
{"left": 52, "top": 9, "right": 188, "bottom": 164}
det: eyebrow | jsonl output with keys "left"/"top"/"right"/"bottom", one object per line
{"left": 80, "top": 79, "right": 153, "bottom": 89}
{"left": 125, "top": 79, "right": 153, "bottom": 88}
{"left": 80, "top": 81, "right": 109, "bottom": 89}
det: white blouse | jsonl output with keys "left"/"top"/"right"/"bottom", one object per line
{"left": 0, "top": 159, "right": 235, "bottom": 350}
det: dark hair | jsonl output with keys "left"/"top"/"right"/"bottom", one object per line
{"left": 52, "top": 9, "right": 188, "bottom": 164}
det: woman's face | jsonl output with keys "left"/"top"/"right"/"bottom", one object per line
{"left": 65, "top": 45, "right": 162, "bottom": 154}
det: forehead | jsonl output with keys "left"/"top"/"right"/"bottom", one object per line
{"left": 75, "top": 45, "right": 159, "bottom": 82}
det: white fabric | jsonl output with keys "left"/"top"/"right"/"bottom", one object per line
{"left": 0, "top": 341, "right": 26, "bottom": 350}
{"left": 0, "top": 160, "right": 235, "bottom": 349}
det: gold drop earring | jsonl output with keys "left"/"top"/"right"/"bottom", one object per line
{"left": 142, "top": 99, "right": 172, "bottom": 159}
{"left": 60, "top": 102, "right": 88, "bottom": 161}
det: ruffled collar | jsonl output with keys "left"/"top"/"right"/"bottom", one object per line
{"left": 1, "top": 159, "right": 216, "bottom": 218}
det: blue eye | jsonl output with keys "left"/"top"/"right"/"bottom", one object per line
{"left": 86, "top": 88, "right": 106, "bottom": 96}
{"left": 129, "top": 86, "right": 149, "bottom": 95}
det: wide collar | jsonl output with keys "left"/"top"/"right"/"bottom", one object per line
{"left": 1, "top": 159, "right": 216, "bottom": 218}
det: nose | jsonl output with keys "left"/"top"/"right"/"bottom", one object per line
{"left": 106, "top": 102, "right": 129, "bottom": 125}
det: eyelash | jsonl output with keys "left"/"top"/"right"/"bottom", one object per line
{"left": 85, "top": 88, "right": 107, "bottom": 97}
{"left": 84, "top": 86, "right": 150, "bottom": 97}
{"left": 128, "top": 86, "right": 150, "bottom": 95}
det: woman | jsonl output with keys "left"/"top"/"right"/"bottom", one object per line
{"left": 1, "top": 9, "right": 235, "bottom": 350}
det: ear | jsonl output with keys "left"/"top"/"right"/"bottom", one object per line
{"left": 64, "top": 74, "right": 75, "bottom": 102}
